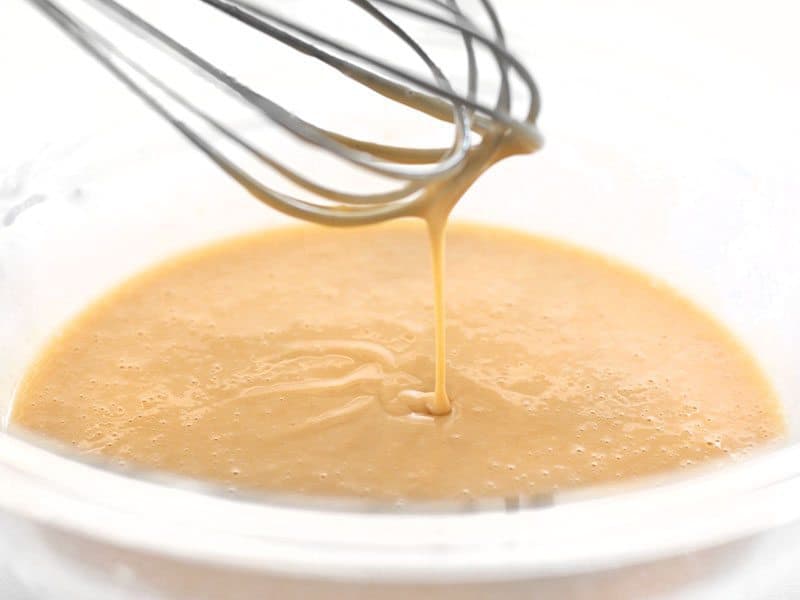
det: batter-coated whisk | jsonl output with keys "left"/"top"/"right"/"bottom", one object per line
{"left": 25, "top": 0, "right": 542, "bottom": 224}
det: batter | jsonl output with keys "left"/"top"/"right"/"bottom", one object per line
{"left": 11, "top": 222, "right": 785, "bottom": 500}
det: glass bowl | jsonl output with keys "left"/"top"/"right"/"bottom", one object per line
{"left": 2, "top": 1, "right": 800, "bottom": 598}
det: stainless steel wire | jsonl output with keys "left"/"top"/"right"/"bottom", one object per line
{"left": 25, "top": 0, "right": 541, "bottom": 224}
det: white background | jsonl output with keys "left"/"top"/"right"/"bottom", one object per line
{"left": 2, "top": 1, "right": 800, "bottom": 598}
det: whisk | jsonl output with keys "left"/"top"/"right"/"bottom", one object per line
{"left": 25, "top": 0, "right": 541, "bottom": 225}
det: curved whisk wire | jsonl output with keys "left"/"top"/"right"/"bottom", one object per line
{"left": 24, "top": 0, "right": 541, "bottom": 224}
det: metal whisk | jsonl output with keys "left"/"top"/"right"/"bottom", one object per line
{"left": 25, "top": 0, "right": 541, "bottom": 225}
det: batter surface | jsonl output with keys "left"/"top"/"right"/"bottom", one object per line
{"left": 12, "top": 222, "right": 785, "bottom": 500}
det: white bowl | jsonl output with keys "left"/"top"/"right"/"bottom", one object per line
{"left": 2, "top": 1, "right": 800, "bottom": 598}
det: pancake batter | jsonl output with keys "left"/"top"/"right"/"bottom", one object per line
{"left": 11, "top": 222, "right": 785, "bottom": 500}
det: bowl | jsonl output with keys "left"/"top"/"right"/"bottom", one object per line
{"left": 2, "top": 1, "right": 800, "bottom": 598}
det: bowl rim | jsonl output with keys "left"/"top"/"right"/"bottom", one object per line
{"left": 0, "top": 433, "right": 798, "bottom": 582}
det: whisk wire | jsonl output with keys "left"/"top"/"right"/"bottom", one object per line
{"left": 87, "top": 0, "right": 471, "bottom": 182}
{"left": 24, "top": 0, "right": 541, "bottom": 224}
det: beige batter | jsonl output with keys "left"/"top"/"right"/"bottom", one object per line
{"left": 12, "top": 222, "right": 785, "bottom": 500}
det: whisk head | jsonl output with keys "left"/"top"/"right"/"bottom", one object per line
{"left": 27, "top": 0, "right": 542, "bottom": 224}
